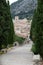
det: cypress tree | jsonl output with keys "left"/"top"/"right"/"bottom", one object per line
{"left": 30, "top": 0, "right": 43, "bottom": 59}
{"left": 0, "top": 0, "right": 14, "bottom": 50}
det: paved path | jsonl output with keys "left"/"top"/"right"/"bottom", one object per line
{"left": 0, "top": 41, "right": 34, "bottom": 65}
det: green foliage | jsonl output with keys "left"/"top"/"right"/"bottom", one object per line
{"left": 31, "top": 44, "right": 39, "bottom": 54}
{"left": 14, "top": 35, "right": 25, "bottom": 45}
{"left": 0, "top": 0, "right": 14, "bottom": 50}
{"left": 30, "top": 0, "right": 43, "bottom": 58}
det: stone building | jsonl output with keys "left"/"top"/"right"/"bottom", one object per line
{"left": 13, "top": 16, "right": 32, "bottom": 38}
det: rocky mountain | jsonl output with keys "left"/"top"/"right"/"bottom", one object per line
{"left": 10, "top": 0, "right": 37, "bottom": 19}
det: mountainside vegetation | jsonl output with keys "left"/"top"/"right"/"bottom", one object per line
{"left": 10, "top": 0, "right": 37, "bottom": 19}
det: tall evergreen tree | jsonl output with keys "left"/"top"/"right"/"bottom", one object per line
{"left": 0, "top": 0, "right": 14, "bottom": 50}
{"left": 30, "top": 0, "right": 43, "bottom": 59}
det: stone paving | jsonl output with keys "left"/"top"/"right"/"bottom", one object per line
{"left": 0, "top": 41, "right": 34, "bottom": 65}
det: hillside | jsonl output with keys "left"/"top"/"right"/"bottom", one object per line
{"left": 10, "top": 0, "right": 37, "bottom": 19}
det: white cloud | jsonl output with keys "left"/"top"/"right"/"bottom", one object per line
{"left": 9, "top": 0, "right": 18, "bottom": 4}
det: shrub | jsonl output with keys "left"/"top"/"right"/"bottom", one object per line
{"left": 31, "top": 44, "right": 38, "bottom": 55}
{"left": 14, "top": 35, "right": 25, "bottom": 45}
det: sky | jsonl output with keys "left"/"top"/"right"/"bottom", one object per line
{"left": 9, "top": 0, "right": 18, "bottom": 4}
